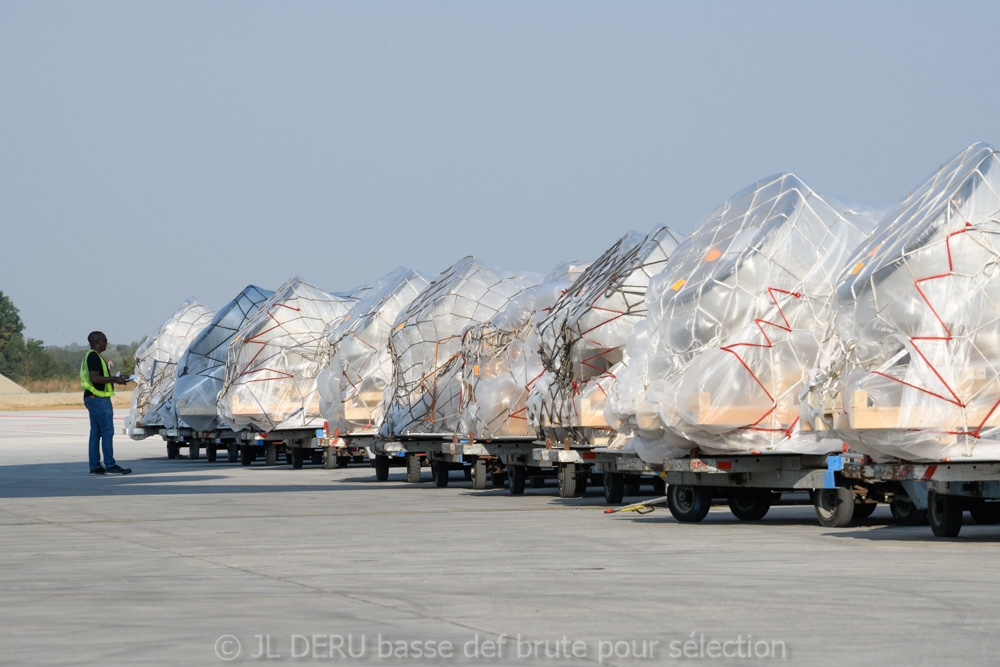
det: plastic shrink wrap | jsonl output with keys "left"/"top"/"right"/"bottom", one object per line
{"left": 610, "top": 174, "right": 876, "bottom": 463}
{"left": 807, "top": 143, "right": 1000, "bottom": 462}
{"left": 528, "top": 227, "right": 680, "bottom": 443}
{"left": 217, "top": 278, "right": 358, "bottom": 431}
{"left": 125, "top": 298, "right": 215, "bottom": 438}
{"left": 317, "top": 267, "right": 431, "bottom": 435}
{"left": 172, "top": 286, "right": 273, "bottom": 432}
{"left": 457, "top": 260, "right": 589, "bottom": 439}
{"left": 381, "top": 257, "right": 533, "bottom": 437}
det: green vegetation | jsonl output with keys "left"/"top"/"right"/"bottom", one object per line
{"left": 0, "top": 290, "right": 144, "bottom": 391}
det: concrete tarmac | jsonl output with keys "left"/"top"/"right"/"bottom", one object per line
{"left": 2, "top": 410, "right": 999, "bottom": 666}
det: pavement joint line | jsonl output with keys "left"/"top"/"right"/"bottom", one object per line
{"left": 6, "top": 505, "right": 609, "bottom": 526}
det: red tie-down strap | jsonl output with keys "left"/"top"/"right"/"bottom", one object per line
{"left": 719, "top": 287, "right": 802, "bottom": 438}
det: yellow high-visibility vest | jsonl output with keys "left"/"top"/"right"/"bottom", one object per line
{"left": 80, "top": 349, "right": 115, "bottom": 398}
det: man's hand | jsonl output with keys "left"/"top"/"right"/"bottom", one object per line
{"left": 114, "top": 376, "right": 129, "bottom": 386}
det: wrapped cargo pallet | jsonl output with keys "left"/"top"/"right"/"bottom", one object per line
{"left": 611, "top": 173, "right": 876, "bottom": 462}
{"left": 528, "top": 227, "right": 680, "bottom": 443}
{"left": 125, "top": 298, "right": 215, "bottom": 438}
{"left": 381, "top": 257, "right": 533, "bottom": 437}
{"left": 317, "top": 267, "right": 431, "bottom": 435}
{"left": 217, "top": 278, "right": 358, "bottom": 431}
{"left": 457, "top": 260, "right": 589, "bottom": 439}
{"left": 172, "top": 285, "right": 273, "bottom": 432}
{"left": 807, "top": 143, "right": 1000, "bottom": 462}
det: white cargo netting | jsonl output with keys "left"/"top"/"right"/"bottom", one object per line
{"left": 317, "top": 267, "right": 431, "bottom": 435}
{"left": 528, "top": 227, "right": 680, "bottom": 443}
{"left": 458, "top": 260, "right": 589, "bottom": 439}
{"left": 381, "top": 257, "right": 533, "bottom": 437}
{"left": 810, "top": 143, "right": 1000, "bottom": 462}
{"left": 609, "top": 174, "right": 877, "bottom": 462}
{"left": 172, "top": 285, "right": 273, "bottom": 432}
{"left": 218, "top": 277, "right": 359, "bottom": 432}
{"left": 125, "top": 298, "right": 215, "bottom": 438}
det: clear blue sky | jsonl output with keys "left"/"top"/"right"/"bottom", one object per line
{"left": 2, "top": 1, "right": 998, "bottom": 346}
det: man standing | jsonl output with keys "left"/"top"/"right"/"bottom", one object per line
{"left": 82, "top": 331, "right": 131, "bottom": 475}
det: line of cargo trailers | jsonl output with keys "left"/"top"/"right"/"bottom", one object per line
{"left": 126, "top": 142, "right": 1000, "bottom": 539}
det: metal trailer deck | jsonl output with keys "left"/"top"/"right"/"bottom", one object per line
{"left": 839, "top": 460, "right": 1000, "bottom": 537}
{"left": 607, "top": 453, "right": 932, "bottom": 528}
{"left": 309, "top": 428, "right": 373, "bottom": 470}
{"left": 431, "top": 435, "right": 539, "bottom": 491}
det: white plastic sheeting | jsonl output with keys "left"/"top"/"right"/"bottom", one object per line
{"left": 217, "top": 278, "right": 358, "bottom": 432}
{"left": 458, "top": 260, "right": 589, "bottom": 439}
{"left": 528, "top": 227, "right": 680, "bottom": 443}
{"left": 610, "top": 174, "right": 877, "bottom": 462}
{"left": 125, "top": 298, "right": 215, "bottom": 438}
{"left": 808, "top": 143, "right": 1000, "bottom": 462}
{"left": 317, "top": 267, "right": 431, "bottom": 435}
{"left": 381, "top": 257, "right": 533, "bottom": 437}
{"left": 172, "top": 285, "right": 273, "bottom": 432}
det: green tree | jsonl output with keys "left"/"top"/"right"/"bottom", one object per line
{"left": 0, "top": 290, "right": 27, "bottom": 379}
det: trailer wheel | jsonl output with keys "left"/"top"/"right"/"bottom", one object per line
{"left": 558, "top": 465, "right": 579, "bottom": 498}
{"left": 206, "top": 446, "right": 217, "bottom": 463}
{"left": 889, "top": 497, "right": 927, "bottom": 526}
{"left": 576, "top": 471, "right": 589, "bottom": 495}
{"left": 668, "top": 484, "right": 712, "bottom": 523}
{"left": 969, "top": 500, "right": 1000, "bottom": 525}
{"left": 240, "top": 445, "right": 254, "bottom": 466}
{"left": 406, "top": 454, "right": 422, "bottom": 483}
{"left": 853, "top": 501, "right": 878, "bottom": 521}
{"left": 491, "top": 470, "right": 506, "bottom": 489}
{"left": 264, "top": 443, "right": 277, "bottom": 466}
{"left": 227, "top": 444, "right": 239, "bottom": 463}
{"left": 928, "top": 490, "right": 963, "bottom": 537}
{"left": 335, "top": 455, "right": 350, "bottom": 468}
{"left": 433, "top": 460, "right": 449, "bottom": 488}
{"left": 508, "top": 465, "right": 526, "bottom": 495}
{"left": 189, "top": 443, "right": 200, "bottom": 460}
{"left": 814, "top": 487, "right": 855, "bottom": 528}
{"left": 604, "top": 473, "right": 625, "bottom": 505}
{"left": 312, "top": 451, "right": 324, "bottom": 466}
{"left": 353, "top": 454, "right": 365, "bottom": 464}
{"left": 471, "top": 458, "right": 487, "bottom": 490}
{"left": 727, "top": 488, "right": 771, "bottom": 521}
{"left": 374, "top": 455, "right": 390, "bottom": 481}
{"left": 167, "top": 443, "right": 179, "bottom": 459}
{"left": 651, "top": 475, "right": 666, "bottom": 495}
{"left": 291, "top": 447, "right": 305, "bottom": 469}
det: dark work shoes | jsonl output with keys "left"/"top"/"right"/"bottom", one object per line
{"left": 90, "top": 467, "right": 106, "bottom": 475}
{"left": 105, "top": 465, "right": 132, "bottom": 475}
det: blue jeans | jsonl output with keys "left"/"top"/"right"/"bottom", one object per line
{"left": 84, "top": 396, "right": 116, "bottom": 470}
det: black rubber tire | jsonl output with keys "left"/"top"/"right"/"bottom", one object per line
{"left": 508, "top": 465, "right": 526, "bottom": 495}
{"left": 890, "top": 497, "right": 928, "bottom": 526}
{"left": 353, "top": 454, "right": 365, "bottom": 464}
{"left": 929, "top": 490, "right": 963, "bottom": 537}
{"left": 969, "top": 500, "right": 1000, "bottom": 525}
{"left": 167, "top": 443, "right": 179, "bottom": 459}
{"left": 471, "top": 458, "right": 487, "bottom": 490}
{"left": 491, "top": 471, "right": 506, "bottom": 489}
{"left": 667, "top": 484, "right": 712, "bottom": 523}
{"left": 312, "top": 451, "right": 324, "bottom": 465}
{"left": 434, "top": 460, "right": 449, "bottom": 488}
{"left": 374, "top": 455, "right": 390, "bottom": 481}
{"left": 291, "top": 447, "right": 304, "bottom": 469}
{"left": 336, "top": 455, "right": 350, "bottom": 468}
{"left": 651, "top": 475, "right": 666, "bottom": 495}
{"left": 604, "top": 473, "right": 625, "bottom": 505}
{"left": 558, "top": 465, "right": 579, "bottom": 498}
{"left": 265, "top": 443, "right": 277, "bottom": 466}
{"left": 576, "top": 471, "right": 589, "bottom": 495}
{"left": 284, "top": 450, "right": 292, "bottom": 466}
{"left": 227, "top": 444, "right": 239, "bottom": 463}
{"left": 727, "top": 488, "right": 772, "bottom": 521}
{"left": 206, "top": 446, "right": 217, "bottom": 463}
{"left": 406, "top": 454, "right": 422, "bottom": 483}
{"left": 463, "top": 466, "right": 473, "bottom": 481}
{"left": 240, "top": 445, "right": 254, "bottom": 466}
{"left": 853, "top": 501, "right": 878, "bottom": 520}
{"left": 814, "top": 487, "right": 855, "bottom": 528}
